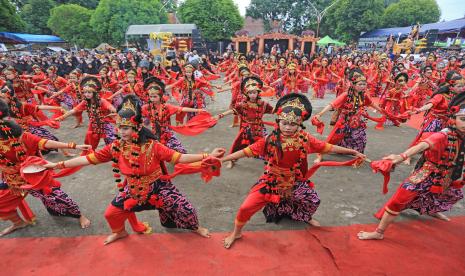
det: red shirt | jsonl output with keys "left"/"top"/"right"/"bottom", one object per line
{"left": 244, "top": 131, "right": 332, "bottom": 171}
{"left": 86, "top": 140, "right": 181, "bottom": 177}
{"left": 0, "top": 132, "right": 47, "bottom": 186}
{"left": 142, "top": 103, "right": 182, "bottom": 128}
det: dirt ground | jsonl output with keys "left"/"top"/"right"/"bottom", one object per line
{"left": 2, "top": 78, "right": 464, "bottom": 238}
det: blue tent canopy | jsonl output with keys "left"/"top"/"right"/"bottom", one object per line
{"left": 360, "top": 18, "right": 465, "bottom": 38}
{"left": 0, "top": 32, "right": 65, "bottom": 44}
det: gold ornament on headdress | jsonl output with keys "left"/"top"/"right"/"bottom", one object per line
{"left": 244, "top": 79, "right": 261, "bottom": 94}
{"left": 184, "top": 64, "right": 194, "bottom": 73}
{"left": 351, "top": 72, "right": 367, "bottom": 83}
{"left": 378, "top": 53, "right": 388, "bottom": 61}
{"left": 278, "top": 98, "right": 306, "bottom": 124}
{"left": 81, "top": 79, "right": 99, "bottom": 92}
{"left": 147, "top": 84, "right": 163, "bottom": 95}
{"left": 116, "top": 100, "right": 138, "bottom": 127}
{"left": 287, "top": 62, "right": 296, "bottom": 70}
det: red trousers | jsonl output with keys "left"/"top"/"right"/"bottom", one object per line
{"left": 85, "top": 131, "right": 106, "bottom": 150}
{"left": 236, "top": 184, "right": 268, "bottom": 225}
{"left": 104, "top": 204, "right": 149, "bottom": 233}
{"left": 375, "top": 184, "right": 418, "bottom": 219}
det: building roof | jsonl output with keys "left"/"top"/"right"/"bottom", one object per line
{"left": 238, "top": 17, "right": 265, "bottom": 37}
{"left": 126, "top": 24, "right": 196, "bottom": 36}
{"left": 0, "top": 32, "right": 65, "bottom": 44}
{"left": 360, "top": 18, "right": 465, "bottom": 38}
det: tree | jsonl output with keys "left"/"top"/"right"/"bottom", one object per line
{"left": 55, "top": 0, "right": 99, "bottom": 9}
{"left": 178, "top": 0, "right": 243, "bottom": 41}
{"left": 0, "top": 0, "right": 26, "bottom": 32}
{"left": 20, "top": 0, "right": 56, "bottom": 34}
{"left": 90, "top": 0, "right": 168, "bottom": 46}
{"left": 321, "top": 0, "right": 384, "bottom": 42}
{"left": 47, "top": 4, "right": 98, "bottom": 47}
{"left": 381, "top": 0, "right": 440, "bottom": 28}
{"left": 246, "top": 0, "right": 333, "bottom": 34}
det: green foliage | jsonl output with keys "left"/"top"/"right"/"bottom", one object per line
{"left": 160, "top": 0, "right": 177, "bottom": 12}
{"left": 55, "top": 0, "right": 99, "bottom": 9}
{"left": 90, "top": 0, "right": 168, "bottom": 46}
{"left": 383, "top": 0, "right": 399, "bottom": 7}
{"left": 20, "top": 0, "right": 56, "bottom": 34}
{"left": 47, "top": 4, "right": 97, "bottom": 47}
{"left": 0, "top": 0, "right": 26, "bottom": 32}
{"left": 381, "top": 0, "right": 440, "bottom": 27}
{"left": 178, "top": 0, "right": 243, "bottom": 41}
{"left": 322, "top": 0, "right": 384, "bottom": 42}
{"left": 246, "top": 0, "right": 333, "bottom": 34}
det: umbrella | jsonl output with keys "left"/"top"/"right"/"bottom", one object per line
{"left": 317, "top": 35, "right": 337, "bottom": 45}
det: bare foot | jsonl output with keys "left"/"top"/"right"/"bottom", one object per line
{"left": 103, "top": 231, "right": 129, "bottom": 245}
{"left": 0, "top": 221, "right": 29, "bottom": 237}
{"left": 223, "top": 232, "right": 242, "bottom": 249}
{"left": 79, "top": 215, "right": 91, "bottom": 229}
{"left": 72, "top": 123, "right": 82, "bottom": 129}
{"left": 309, "top": 218, "right": 321, "bottom": 227}
{"left": 357, "top": 231, "right": 384, "bottom": 240}
{"left": 429, "top": 213, "right": 450, "bottom": 221}
{"left": 194, "top": 227, "right": 211, "bottom": 238}
{"left": 226, "top": 161, "right": 235, "bottom": 169}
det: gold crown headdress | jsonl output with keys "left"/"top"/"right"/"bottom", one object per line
{"left": 147, "top": 84, "right": 163, "bottom": 95}
{"left": 350, "top": 72, "right": 367, "bottom": 83}
{"left": 287, "top": 62, "right": 297, "bottom": 70}
{"left": 116, "top": 100, "right": 138, "bottom": 128}
{"left": 184, "top": 64, "right": 194, "bottom": 73}
{"left": 244, "top": 79, "right": 261, "bottom": 94}
{"left": 277, "top": 98, "right": 306, "bottom": 124}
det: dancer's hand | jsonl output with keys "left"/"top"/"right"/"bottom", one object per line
{"left": 353, "top": 151, "right": 366, "bottom": 160}
{"left": 76, "top": 144, "right": 92, "bottom": 151}
{"left": 382, "top": 154, "right": 403, "bottom": 164}
{"left": 43, "top": 162, "right": 57, "bottom": 169}
{"left": 210, "top": 148, "right": 226, "bottom": 158}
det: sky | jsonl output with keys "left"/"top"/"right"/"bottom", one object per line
{"left": 233, "top": 0, "right": 465, "bottom": 21}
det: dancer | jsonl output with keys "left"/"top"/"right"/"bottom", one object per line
{"left": 46, "top": 95, "right": 225, "bottom": 245}
{"left": 55, "top": 76, "right": 117, "bottom": 150}
{"left": 221, "top": 93, "right": 365, "bottom": 249}
{"left": 0, "top": 101, "right": 91, "bottom": 236}
{"left": 141, "top": 77, "right": 205, "bottom": 153}
{"left": 217, "top": 76, "right": 273, "bottom": 168}
{"left": 313, "top": 69, "right": 390, "bottom": 163}
{"left": 358, "top": 93, "right": 465, "bottom": 240}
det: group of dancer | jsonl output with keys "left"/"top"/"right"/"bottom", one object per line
{"left": 0, "top": 48, "right": 464, "bottom": 250}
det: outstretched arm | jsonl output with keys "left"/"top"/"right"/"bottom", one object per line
{"left": 328, "top": 145, "right": 365, "bottom": 159}
{"left": 383, "top": 142, "right": 429, "bottom": 164}
{"left": 221, "top": 150, "right": 246, "bottom": 162}
{"left": 44, "top": 156, "right": 91, "bottom": 169}
{"left": 55, "top": 109, "right": 77, "bottom": 121}
{"left": 178, "top": 148, "right": 225, "bottom": 163}
{"left": 181, "top": 107, "right": 205, "bottom": 113}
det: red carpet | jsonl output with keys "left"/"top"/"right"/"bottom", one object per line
{"left": 3, "top": 216, "right": 465, "bottom": 275}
